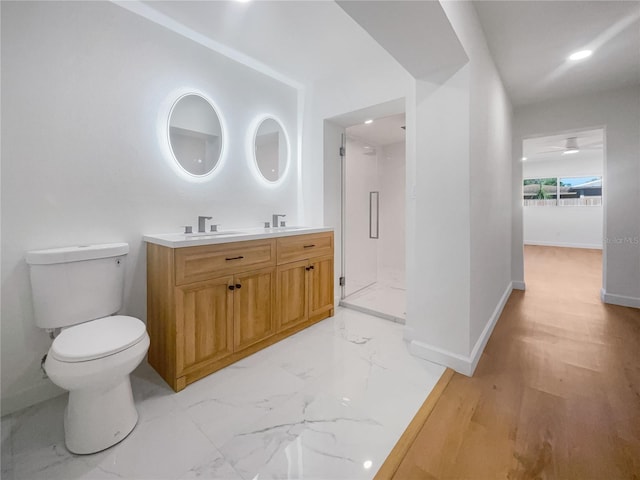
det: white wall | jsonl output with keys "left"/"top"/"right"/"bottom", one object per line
{"left": 406, "top": 68, "right": 471, "bottom": 359}
{"left": 455, "top": 0, "right": 513, "bottom": 353}
{"left": 512, "top": 86, "right": 640, "bottom": 307}
{"left": 1, "top": 1, "right": 300, "bottom": 413}
{"left": 378, "top": 141, "right": 406, "bottom": 278}
{"left": 523, "top": 152, "right": 603, "bottom": 249}
{"left": 406, "top": 1, "right": 513, "bottom": 374}
{"left": 524, "top": 208, "right": 603, "bottom": 249}
{"left": 523, "top": 152, "right": 603, "bottom": 179}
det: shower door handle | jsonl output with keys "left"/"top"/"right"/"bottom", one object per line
{"left": 369, "top": 191, "right": 379, "bottom": 239}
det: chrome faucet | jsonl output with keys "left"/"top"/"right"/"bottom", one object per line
{"left": 272, "top": 214, "right": 286, "bottom": 228}
{"left": 198, "top": 216, "right": 212, "bottom": 233}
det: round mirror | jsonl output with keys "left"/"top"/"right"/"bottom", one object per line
{"left": 254, "top": 117, "right": 288, "bottom": 183}
{"left": 168, "top": 94, "right": 223, "bottom": 177}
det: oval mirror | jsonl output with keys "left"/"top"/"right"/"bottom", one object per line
{"left": 168, "top": 94, "right": 223, "bottom": 177}
{"left": 254, "top": 118, "right": 288, "bottom": 183}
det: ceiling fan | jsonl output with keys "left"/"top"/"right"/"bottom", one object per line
{"left": 536, "top": 136, "right": 603, "bottom": 156}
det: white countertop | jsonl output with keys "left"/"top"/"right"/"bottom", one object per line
{"left": 143, "top": 226, "right": 334, "bottom": 248}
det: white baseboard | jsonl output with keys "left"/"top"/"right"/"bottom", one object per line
{"left": 512, "top": 280, "right": 526, "bottom": 291}
{"left": 524, "top": 240, "right": 602, "bottom": 250}
{"left": 1, "top": 381, "right": 65, "bottom": 416}
{"left": 409, "top": 282, "right": 514, "bottom": 376}
{"left": 601, "top": 289, "right": 640, "bottom": 309}
{"left": 468, "top": 282, "right": 513, "bottom": 374}
{"left": 409, "top": 340, "right": 474, "bottom": 375}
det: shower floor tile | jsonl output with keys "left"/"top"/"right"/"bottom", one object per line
{"left": 342, "top": 282, "right": 406, "bottom": 323}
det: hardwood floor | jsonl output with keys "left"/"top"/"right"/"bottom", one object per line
{"left": 379, "top": 246, "right": 640, "bottom": 479}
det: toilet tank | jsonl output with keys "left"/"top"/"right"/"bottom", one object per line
{"left": 26, "top": 243, "right": 129, "bottom": 329}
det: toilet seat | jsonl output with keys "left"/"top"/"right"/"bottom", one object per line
{"left": 51, "top": 315, "right": 147, "bottom": 362}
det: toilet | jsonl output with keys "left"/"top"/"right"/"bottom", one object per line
{"left": 26, "top": 242, "right": 150, "bottom": 454}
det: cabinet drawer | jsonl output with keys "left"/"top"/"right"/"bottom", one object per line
{"left": 175, "top": 239, "right": 276, "bottom": 285}
{"left": 277, "top": 232, "right": 334, "bottom": 264}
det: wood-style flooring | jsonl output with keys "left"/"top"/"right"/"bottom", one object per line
{"left": 378, "top": 246, "right": 640, "bottom": 479}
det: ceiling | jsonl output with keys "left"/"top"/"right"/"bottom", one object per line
{"left": 139, "top": 0, "right": 399, "bottom": 85}
{"left": 347, "top": 113, "right": 406, "bottom": 147}
{"left": 131, "top": 1, "right": 640, "bottom": 108}
{"left": 474, "top": 1, "right": 640, "bottom": 106}
{"left": 523, "top": 128, "right": 604, "bottom": 160}
{"left": 337, "top": 0, "right": 468, "bottom": 82}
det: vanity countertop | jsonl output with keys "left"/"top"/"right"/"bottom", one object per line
{"left": 143, "top": 226, "right": 334, "bottom": 248}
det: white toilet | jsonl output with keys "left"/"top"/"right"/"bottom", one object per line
{"left": 26, "top": 242, "right": 150, "bottom": 454}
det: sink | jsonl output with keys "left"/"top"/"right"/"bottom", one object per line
{"left": 143, "top": 226, "right": 332, "bottom": 248}
{"left": 186, "top": 231, "right": 242, "bottom": 237}
{"left": 268, "top": 226, "right": 310, "bottom": 232}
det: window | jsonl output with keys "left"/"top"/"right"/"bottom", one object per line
{"left": 523, "top": 178, "right": 558, "bottom": 207}
{"left": 523, "top": 176, "right": 602, "bottom": 206}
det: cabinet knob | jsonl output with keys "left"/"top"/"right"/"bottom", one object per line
{"left": 235, "top": 284, "right": 242, "bottom": 289}
{"left": 228, "top": 285, "right": 235, "bottom": 291}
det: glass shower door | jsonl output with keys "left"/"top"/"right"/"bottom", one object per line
{"left": 343, "top": 136, "right": 378, "bottom": 297}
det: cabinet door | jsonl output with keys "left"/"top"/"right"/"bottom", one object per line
{"left": 309, "top": 255, "right": 334, "bottom": 320}
{"left": 176, "top": 276, "right": 234, "bottom": 374}
{"left": 233, "top": 267, "right": 276, "bottom": 351}
{"left": 277, "top": 260, "right": 309, "bottom": 331}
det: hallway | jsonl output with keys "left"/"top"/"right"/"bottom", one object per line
{"left": 382, "top": 246, "right": 640, "bottom": 479}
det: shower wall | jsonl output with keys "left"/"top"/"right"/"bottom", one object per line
{"left": 378, "top": 141, "right": 406, "bottom": 288}
{"left": 344, "top": 135, "right": 406, "bottom": 297}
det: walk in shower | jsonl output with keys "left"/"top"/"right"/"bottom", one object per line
{"left": 340, "top": 113, "right": 406, "bottom": 322}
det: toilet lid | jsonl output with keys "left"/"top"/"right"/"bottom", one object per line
{"left": 51, "top": 316, "right": 147, "bottom": 362}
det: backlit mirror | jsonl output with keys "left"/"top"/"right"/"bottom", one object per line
{"left": 168, "top": 94, "right": 223, "bottom": 177}
{"left": 254, "top": 118, "right": 288, "bottom": 183}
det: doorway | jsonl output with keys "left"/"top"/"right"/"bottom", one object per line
{"left": 340, "top": 113, "right": 407, "bottom": 322}
{"left": 521, "top": 127, "right": 605, "bottom": 292}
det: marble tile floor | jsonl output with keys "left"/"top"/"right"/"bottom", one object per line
{"left": 1, "top": 307, "right": 443, "bottom": 480}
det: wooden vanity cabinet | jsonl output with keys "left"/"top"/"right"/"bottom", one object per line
{"left": 308, "top": 254, "right": 334, "bottom": 319}
{"left": 276, "top": 260, "right": 309, "bottom": 330}
{"left": 232, "top": 267, "right": 276, "bottom": 352}
{"left": 175, "top": 275, "right": 234, "bottom": 376}
{"left": 276, "top": 232, "right": 334, "bottom": 331}
{"left": 146, "top": 232, "right": 333, "bottom": 392}
{"left": 277, "top": 254, "right": 334, "bottom": 331}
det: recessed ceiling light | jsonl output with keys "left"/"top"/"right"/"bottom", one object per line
{"left": 568, "top": 50, "right": 592, "bottom": 61}
{"left": 562, "top": 149, "right": 579, "bottom": 155}
{"left": 521, "top": 156, "right": 528, "bottom": 161}
{"left": 364, "top": 119, "right": 373, "bottom": 124}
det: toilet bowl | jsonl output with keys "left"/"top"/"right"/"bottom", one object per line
{"left": 44, "top": 315, "right": 150, "bottom": 454}
{"left": 26, "top": 243, "right": 149, "bottom": 455}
